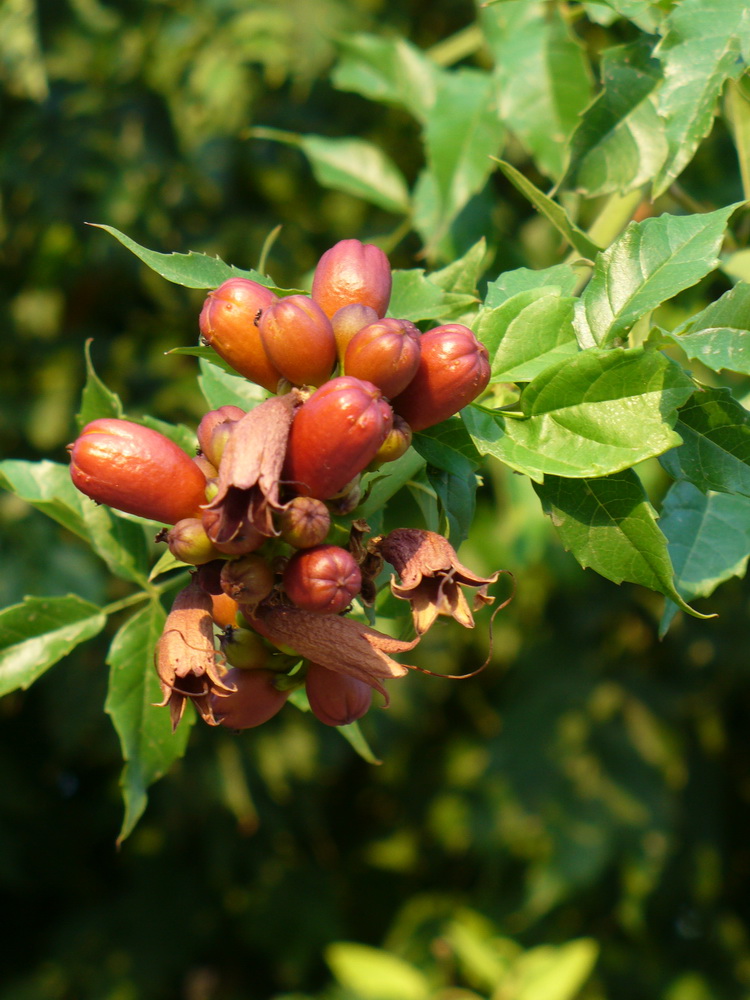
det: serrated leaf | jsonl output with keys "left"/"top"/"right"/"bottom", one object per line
{"left": 564, "top": 39, "right": 667, "bottom": 197}
{"left": 326, "top": 943, "right": 430, "bottom": 1000}
{"left": 0, "top": 460, "right": 150, "bottom": 583}
{"left": 574, "top": 204, "right": 741, "bottom": 348}
{"left": 485, "top": 263, "right": 579, "bottom": 308}
{"left": 76, "top": 339, "right": 123, "bottom": 429}
{"left": 296, "top": 133, "right": 412, "bottom": 215}
{"left": 90, "top": 224, "right": 278, "bottom": 290}
{"left": 533, "top": 470, "right": 706, "bottom": 616}
{"left": 421, "top": 69, "right": 505, "bottom": 251}
{"left": 388, "top": 269, "right": 474, "bottom": 323}
{"left": 332, "top": 33, "right": 438, "bottom": 125}
{"left": 105, "top": 601, "right": 192, "bottom": 843}
{"left": 430, "top": 238, "right": 488, "bottom": 295}
{"left": 652, "top": 0, "right": 750, "bottom": 197}
{"left": 660, "top": 387, "right": 750, "bottom": 496}
{"left": 463, "top": 347, "right": 694, "bottom": 481}
{"left": 660, "top": 479, "right": 750, "bottom": 600}
{"left": 198, "top": 357, "right": 270, "bottom": 410}
{"left": 474, "top": 289, "right": 578, "bottom": 382}
{"left": 0, "top": 595, "right": 106, "bottom": 697}
{"left": 413, "top": 418, "right": 482, "bottom": 477}
{"left": 482, "top": 0, "right": 591, "bottom": 180}
{"left": 494, "top": 159, "right": 602, "bottom": 260}
{"left": 662, "top": 282, "right": 750, "bottom": 374}
{"left": 427, "top": 466, "right": 477, "bottom": 545}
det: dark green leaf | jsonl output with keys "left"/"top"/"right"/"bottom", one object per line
{"left": 413, "top": 418, "right": 482, "bottom": 477}
{"left": 533, "top": 470, "right": 706, "bottom": 615}
{"left": 652, "top": 0, "right": 749, "bottom": 196}
{"left": 198, "top": 357, "right": 270, "bottom": 411}
{"left": 463, "top": 348, "right": 694, "bottom": 481}
{"left": 427, "top": 466, "right": 478, "bottom": 546}
{"left": 662, "top": 282, "right": 750, "bottom": 375}
{"left": 0, "top": 595, "right": 106, "bottom": 697}
{"left": 574, "top": 204, "right": 741, "bottom": 348}
{"left": 105, "top": 601, "right": 192, "bottom": 843}
{"left": 494, "top": 159, "right": 602, "bottom": 260}
{"left": 660, "top": 387, "right": 750, "bottom": 496}
{"left": 90, "top": 224, "right": 278, "bottom": 290}
{"left": 76, "top": 339, "right": 123, "bottom": 429}
{"left": 331, "top": 32, "right": 438, "bottom": 125}
{"left": 660, "top": 479, "right": 750, "bottom": 600}
{"left": 358, "top": 449, "right": 426, "bottom": 519}
{"left": 0, "top": 460, "right": 150, "bottom": 583}
{"left": 485, "top": 263, "right": 579, "bottom": 308}
{"left": 596, "top": 0, "right": 663, "bottom": 32}
{"left": 564, "top": 39, "right": 667, "bottom": 197}
{"left": 168, "top": 345, "right": 244, "bottom": 377}
{"left": 136, "top": 415, "right": 197, "bottom": 456}
{"left": 474, "top": 289, "right": 578, "bottom": 382}
{"left": 482, "top": 0, "right": 591, "bottom": 179}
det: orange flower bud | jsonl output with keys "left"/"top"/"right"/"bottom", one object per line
{"left": 311, "top": 239, "right": 392, "bottom": 319}
{"left": 259, "top": 294, "right": 337, "bottom": 387}
{"left": 283, "top": 544, "right": 362, "bottom": 615}
{"left": 69, "top": 418, "right": 207, "bottom": 524}
{"left": 344, "top": 318, "right": 421, "bottom": 399}
{"left": 331, "top": 303, "right": 380, "bottom": 363}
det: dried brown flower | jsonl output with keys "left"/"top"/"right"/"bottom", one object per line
{"left": 205, "top": 390, "right": 301, "bottom": 540}
{"left": 154, "top": 581, "right": 235, "bottom": 731}
{"left": 248, "top": 602, "right": 419, "bottom": 702}
{"left": 376, "top": 528, "right": 500, "bottom": 635}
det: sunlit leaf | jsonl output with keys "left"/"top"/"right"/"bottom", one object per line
{"left": 326, "top": 943, "right": 430, "bottom": 1000}
{"left": 485, "top": 263, "right": 579, "bottom": 308}
{"left": 661, "top": 282, "right": 750, "bottom": 375}
{"left": 76, "top": 339, "right": 123, "bottom": 429}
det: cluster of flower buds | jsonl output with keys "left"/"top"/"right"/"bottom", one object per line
{"left": 68, "top": 239, "right": 500, "bottom": 735}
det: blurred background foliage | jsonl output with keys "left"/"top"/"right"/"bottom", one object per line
{"left": 2, "top": 1, "right": 750, "bottom": 998}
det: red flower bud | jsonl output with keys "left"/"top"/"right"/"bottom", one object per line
{"left": 283, "top": 544, "right": 362, "bottom": 615}
{"left": 391, "top": 324, "right": 490, "bottom": 431}
{"left": 197, "top": 405, "right": 245, "bottom": 467}
{"left": 311, "top": 239, "right": 392, "bottom": 319}
{"left": 331, "top": 303, "right": 380, "bottom": 363}
{"left": 211, "top": 668, "right": 290, "bottom": 729}
{"left": 283, "top": 376, "right": 393, "bottom": 500}
{"left": 220, "top": 553, "right": 275, "bottom": 607}
{"left": 167, "top": 517, "right": 224, "bottom": 565}
{"left": 69, "top": 418, "right": 207, "bottom": 524}
{"left": 278, "top": 497, "right": 331, "bottom": 549}
{"left": 199, "top": 278, "right": 283, "bottom": 392}
{"left": 259, "top": 294, "right": 337, "bottom": 387}
{"left": 305, "top": 661, "right": 372, "bottom": 726}
{"left": 344, "top": 318, "right": 421, "bottom": 399}
{"left": 370, "top": 414, "right": 412, "bottom": 468}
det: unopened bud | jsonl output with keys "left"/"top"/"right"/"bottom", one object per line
{"left": 305, "top": 661, "right": 372, "bottom": 726}
{"left": 278, "top": 497, "right": 331, "bottom": 549}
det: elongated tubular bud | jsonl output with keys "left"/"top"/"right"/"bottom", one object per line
{"left": 278, "top": 497, "right": 331, "bottom": 549}
{"left": 197, "top": 405, "right": 245, "bottom": 466}
{"left": 69, "top": 418, "right": 208, "bottom": 524}
{"left": 211, "top": 668, "right": 290, "bottom": 729}
{"left": 311, "top": 239, "right": 392, "bottom": 319}
{"left": 331, "top": 303, "right": 379, "bottom": 364}
{"left": 344, "top": 318, "right": 421, "bottom": 399}
{"left": 391, "top": 324, "right": 490, "bottom": 431}
{"left": 305, "top": 661, "right": 372, "bottom": 726}
{"left": 283, "top": 544, "right": 362, "bottom": 615}
{"left": 199, "top": 278, "right": 283, "bottom": 391}
{"left": 282, "top": 376, "right": 393, "bottom": 500}
{"left": 259, "top": 295, "right": 337, "bottom": 387}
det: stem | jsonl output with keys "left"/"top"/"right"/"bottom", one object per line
{"left": 258, "top": 224, "right": 283, "bottom": 276}
{"left": 427, "top": 24, "right": 485, "bottom": 67}
{"left": 726, "top": 79, "right": 750, "bottom": 202}
{"left": 102, "top": 571, "right": 191, "bottom": 617}
{"left": 570, "top": 187, "right": 645, "bottom": 295}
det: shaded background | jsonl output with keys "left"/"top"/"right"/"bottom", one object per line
{"left": 2, "top": 1, "right": 750, "bottom": 998}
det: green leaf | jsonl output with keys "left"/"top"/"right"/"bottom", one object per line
{"left": 105, "top": 601, "right": 192, "bottom": 843}
{"left": 513, "top": 939, "right": 600, "bottom": 1000}
{"left": 0, "top": 460, "right": 150, "bottom": 583}
{"left": 90, "top": 224, "right": 277, "bottom": 290}
{"left": 420, "top": 69, "right": 505, "bottom": 250}
{"left": 296, "top": 133, "right": 412, "bottom": 215}
{"left": 661, "top": 282, "right": 750, "bottom": 374}
{"left": 463, "top": 347, "right": 694, "bottom": 481}
{"left": 427, "top": 466, "right": 478, "bottom": 545}
{"left": 198, "top": 357, "right": 269, "bottom": 411}
{"left": 596, "top": 0, "right": 663, "bottom": 32}
{"left": 429, "top": 238, "right": 488, "bottom": 296}
{"left": 0, "top": 595, "right": 106, "bottom": 697}
{"left": 331, "top": 33, "right": 439, "bottom": 125}
{"left": 485, "top": 263, "right": 579, "bottom": 308}
{"left": 652, "top": 0, "right": 750, "bottom": 197}
{"left": 482, "top": 0, "right": 592, "bottom": 180}
{"left": 533, "top": 470, "right": 705, "bottom": 615}
{"left": 388, "top": 269, "right": 474, "bottom": 323}
{"left": 168, "top": 345, "right": 245, "bottom": 377}
{"left": 660, "top": 387, "right": 750, "bottom": 496}
{"left": 564, "top": 39, "right": 667, "bottom": 197}
{"left": 358, "top": 449, "right": 426, "bottom": 520}
{"left": 413, "top": 418, "right": 483, "bottom": 477}
{"left": 660, "top": 478, "right": 750, "bottom": 600}
{"left": 76, "top": 339, "right": 123, "bottom": 429}
{"left": 494, "top": 159, "right": 602, "bottom": 260}
{"left": 474, "top": 289, "right": 578, "bottom": 382}
{"left": 574, "top": 204, "right": 741, "bottom": 348}
{"left": 326, "top": 943, "right": 430, "bottom": 1000}
{"left": 136, "top": 415, "right": 197, "bottom": 456}
{"left": 336, "top": 720, "right": 382, "bottom": 766}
